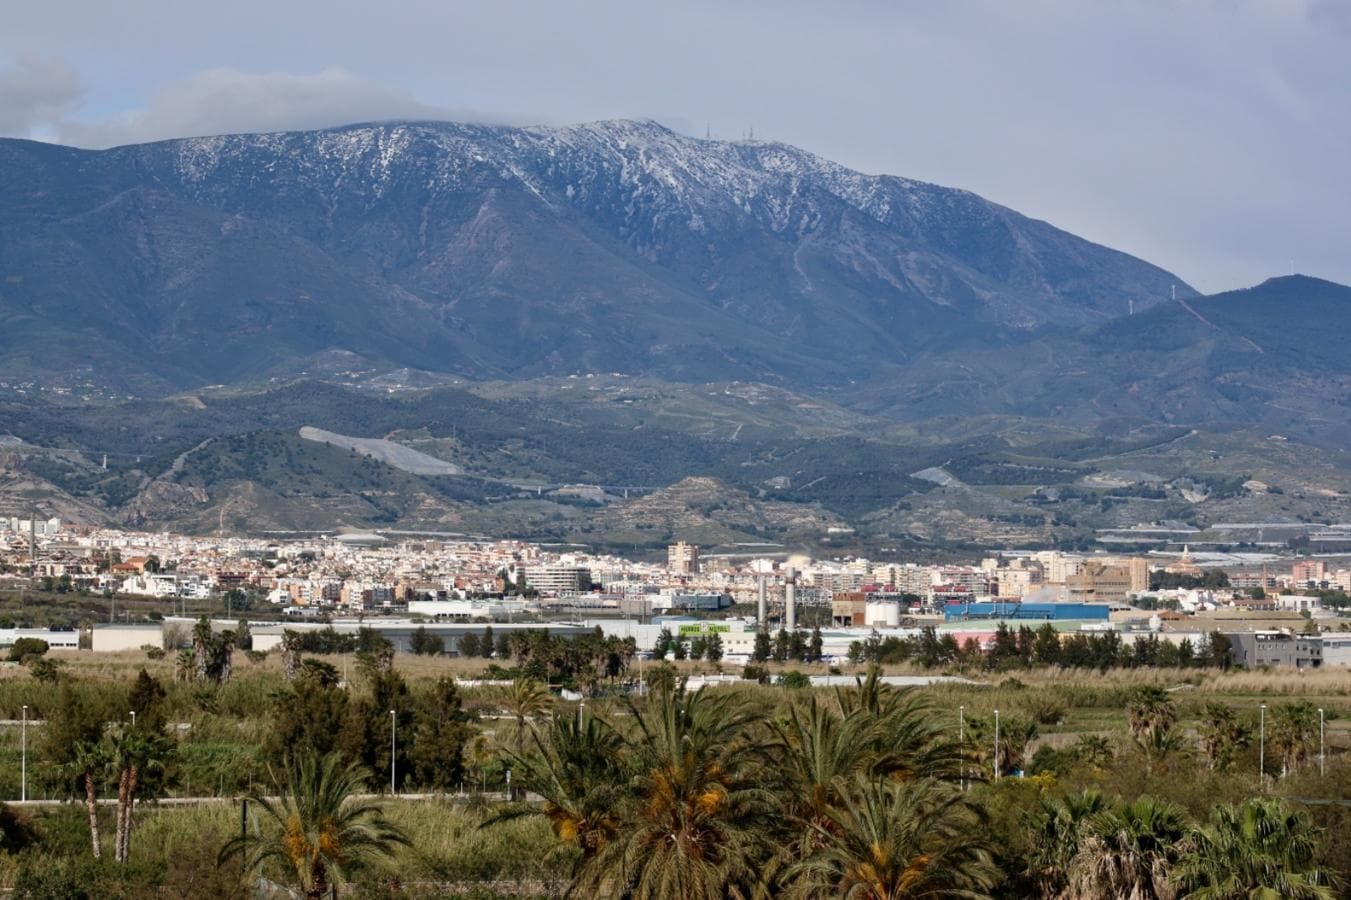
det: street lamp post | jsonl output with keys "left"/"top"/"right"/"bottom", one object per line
{"left": 21, "top": 705, "right": 27, "bottom": 803}
{"left": 130, "top": 710, "right": 136, "bottom": 729}
{"left": 389, "top": 710, "right": 396, "bottom": 795}
{"left": 959, "top": 705, "right": 965, "bottom": 792}
{"left": 1259, "top": 703, "right": 1266, "bottom": 786}
{"left": 993, "top": 708, "right": 1001, "bottom": 782}
{"left": 1319, "top": 707, "right": 1326, "bottom": 778}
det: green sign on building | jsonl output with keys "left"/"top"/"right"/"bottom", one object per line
{"left": 677, "top": 622, "right": 731, "bottom": 636}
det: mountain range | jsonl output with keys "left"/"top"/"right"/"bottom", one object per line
{"left": 0, "top": 119, "right": 1188, "bottom": 394}
{"left": 1, "top": 119, "right": 1348, "bottom": 550}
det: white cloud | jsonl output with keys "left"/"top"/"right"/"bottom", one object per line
{"left": 0, "top": 53, "right": 82, "bottom": 138}
{"left": 54, "top": 67, "right": 523, "bottom": 148}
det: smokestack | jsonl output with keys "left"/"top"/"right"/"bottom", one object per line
{"left": 757, "top": 575, "right": 767, "bottom": 627}
{"left": 785, "top": 568, "right": 797, "bottom": 631}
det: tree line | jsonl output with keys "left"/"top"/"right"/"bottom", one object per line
{"left": 849, "top": 623, "right": 1234, "bottom": 671}
{"left": 492, "top": 673, "right": 1341, "bottom": 899}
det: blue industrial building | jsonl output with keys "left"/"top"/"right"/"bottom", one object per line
{"left": 943, "top": 601, "right": 1111, "bottom": 622}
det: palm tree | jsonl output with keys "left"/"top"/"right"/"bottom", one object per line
{"left": 281, "top": 630, "right": 303, "bottom": 682}
{"left": 175, "top": 648, "right": 197, "bottom": 683}
{"left": 574, "top": 684, "right": 774, "bottom": 899}
{"left": 1027, "top": 789, "right": 1107, "bottom": 898}
{"left": 104, "top": 724, "right": 172, "bottom": 863}
{"left": 1268, "top": 701, "right": 1318, "bottom": 777}
{"left": 1127, "top": 686, "right": 1177, "bottom": 747}
{"left": 1067, "top": 796, "right": 1185, "bottom": 900}
{"left": 771, "top": 695, "right": 877, "bottom": 859}
{"left": 220, "top": 750, "right": 409, "bottom": 900}
{"left": 1134, "top": 722, "right": 1188, "bottom": 778}
{"left": 193, "top": 616, "right": 212, "bottom": 682}
{"left": 493, "top": 709, "right": 628, "bottom": 860}
{"left": 786, "top": 776, "right": 1000, "bottom": 899}
{"left": 70, "top": 739, "right": 107, "bottom": 860}
{"left": 217, "top": 629, "right": 236, "bottom": 684}
{"left": 1175, "top": 797, "right": 1340, "bottom": 899}
{"left": 966, "top": 715, "right": 1037, "bottom": 779}
{"left": 1196, "top": 703, "right": 1251, "bottom": 772}
{"left": 835, "top": 670, "right": 964, "bottom": 782}
{"left": 1073, "top": 735, "right": 1114, "bottom": 770}
{"left": 501, "top": 677, "right": 552, "bottom": 756}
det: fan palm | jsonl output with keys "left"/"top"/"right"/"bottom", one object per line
{"left": 1074, "top": 735, "right": 1114, "bottom": 770}
{"left": 1175, "top": 797, "right": 1339, "bottom": 899}
{"left": 1196, "top": 704, "right": 1251, "bottom": 772}
{"left": 1134, "top": 723, "right": 1188, "bottom": 778}
{"left": 966, "top": 715, "right": 1037, "bottom": 779}
{"left": 220, "top": 750, "right": 409, "bottom": 899}
{"left": 103, "top": 724, "right": 172, "bottom": 863}
{"left": 1067, "top": 796, "right": 1185, "bottom": 900}
{"left": 1127, "top": 687, "right": 1177, "bottom": 747}
{"left": 574, "top": 685, "right": 774, "bottom": 899}
{"left": 69, "top": 739, "right": 108, "bottom": 860}
{"left": 787, "top": 775, "right": 1000, "bottom": 899}
{"left": 1027, "top": 789, "right": 1107, "bottom": 898}
{"left": 1268, "top": 701, "right": 1318, "bottom": 777}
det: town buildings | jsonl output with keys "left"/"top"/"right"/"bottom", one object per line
{"left": 2, "top": 522, "right": 1350, "bottom": 668}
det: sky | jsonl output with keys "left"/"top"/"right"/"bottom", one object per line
{"left": 2, "top": 0, "right": 1348, "bottom": 292}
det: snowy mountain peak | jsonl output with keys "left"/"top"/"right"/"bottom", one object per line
{"left": 0, "top": 120, "right": 1193, "bottom": 392}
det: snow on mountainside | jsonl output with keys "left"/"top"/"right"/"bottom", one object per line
{"left": 0, "top": 119, "right": 1192, "bottom": 393}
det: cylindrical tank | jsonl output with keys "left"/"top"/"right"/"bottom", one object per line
{"left": 866, "top": 600, "right": 901, "bottom": 628}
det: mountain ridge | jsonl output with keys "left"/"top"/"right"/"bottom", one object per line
{"left": 0, "top": 118, "right": 1191, "bottom": 395}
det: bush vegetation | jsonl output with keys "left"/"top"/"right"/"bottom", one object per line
{"left": 1, "top": 643, "right": 1349, "bottom": 897}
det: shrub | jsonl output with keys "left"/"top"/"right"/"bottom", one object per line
{"left": 8, "top": 638, "right": 49, "bottom": 662}
{"left": 1024, "top": 695, "right": 1068, "bottom": 726}
{"left": 742, "top": 664, "right": 771, "bottom": 685}
{"left": 27, "top": 658, "right": 63, "bottom": 684}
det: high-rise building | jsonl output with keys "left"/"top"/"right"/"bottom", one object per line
{"left": 667, "top": 542, "right": 700, "bottom": 575}
{"left": 1066, "top": 562, "right": 1136, "bottom": 604}
{"left": 1292, "top": 560, "right": 1327, "bottom": 585}
{"left": 527, "top": 566, "right": 593, "bottom": 594}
